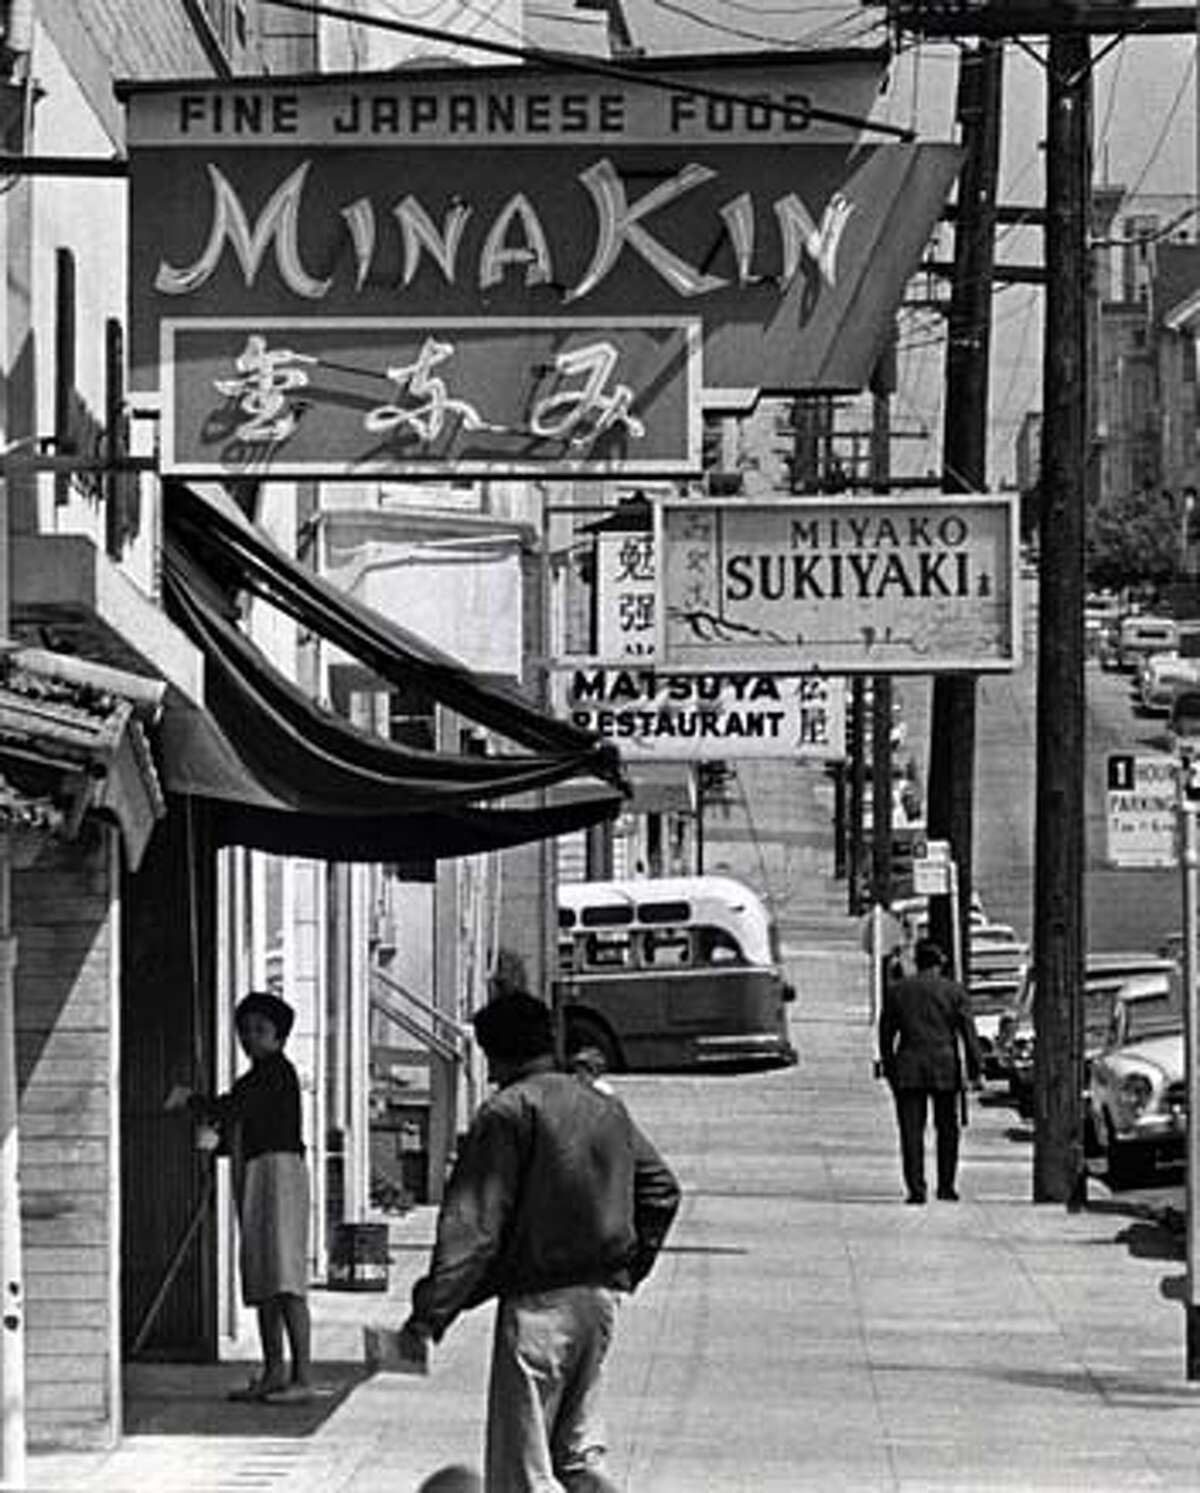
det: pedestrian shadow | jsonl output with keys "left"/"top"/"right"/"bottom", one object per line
{"left": 873, "top": 1359, "right": 1200, "bottom": 1409}
{"left": 122, "top": 1360, "right": 368, "bottom": 1437}
{"left": 983, "top": 1365, "right": 1200, "bottom": 1408}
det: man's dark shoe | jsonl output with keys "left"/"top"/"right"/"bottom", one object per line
{"left": 905, "top": 1192, "right": 927, "bottom": 1205}
{"left": 936, "top": 1187, "right": 959, "bottom": 1201}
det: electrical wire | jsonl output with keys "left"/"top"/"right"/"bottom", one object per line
{"left": 259, "top": 0, "right": 915, "bottom": 139}
{"left": 1094, "top": 34, "right": 1125, "bottom": 173}
{"left": 1123, "top": 50, "right": 1196, "bottom": 203}
{"left": 990, "top": 286, "right": 1040, "bottom": 431}
{"left": 646, "top": 0, "right": 860, "bottom": 49}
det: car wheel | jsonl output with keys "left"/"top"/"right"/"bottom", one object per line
{"left": 1104, "top": 1115, "right": 1150, "bottom": 1191}
{"left": 1083, "top": 1109, "right": 1102, "bottom": 1161}
{"left": 564, "top": 1012, "right": 623, "bottom": 1074}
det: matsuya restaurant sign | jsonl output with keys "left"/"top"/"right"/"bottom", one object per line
{"left": 122, "top": 61, "right": 960, "bottom": 476}
{"left": 556, "top": 668, "right": 845, "bottom": 761}
{"left": 657, "top": 495, "right": 1019, "bottom": 674}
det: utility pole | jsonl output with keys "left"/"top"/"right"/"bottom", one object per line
{"left": 871, "top": 345, "right": 895, "bottom": 909}
{"left": 848, "top": 677, "right": 867, "bottom": 915}
{"left": 1033, "top": 26, "right": 1091, "bottom": 1206}
{"left": 926, "top": 42, "right": 1004, "bottom": 979}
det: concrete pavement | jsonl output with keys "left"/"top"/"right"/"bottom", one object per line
{"left": 28, "top": 919, "right": 1200, "bottom": 1492}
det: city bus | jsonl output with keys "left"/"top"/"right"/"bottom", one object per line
{"left": 555, "top": 875, "right": 797, "bottom": 1072}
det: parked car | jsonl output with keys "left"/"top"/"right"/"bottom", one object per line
{"left": 1116, "top": 615, "right": 1177, "bottom": 673}
{"left": 1085, "top": 593, "right": 1123, "bottom": 658}
{"left": 1168, "top": 686, "right": 1200, "bottom": 756}
{"left": 1086, "top": 971, "right": 1185, "bottom": 1189}
{"left": 1137, "top": 650, "right": 1200, "bottom": 715}
{"left": 967, "top": 926, "right": 1031, "bottom": 1078}
{"left": 996, "top": 952, "right": 1177, "bottom": 1115}
{"left": 1096, "top": 616, "right": 1125, "bottom": 671}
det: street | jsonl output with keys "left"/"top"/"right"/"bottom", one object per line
{"left": 33, "top": 930, "right": 1200, "bottom": 1492}
{"left": 896, "top": 577, "right": 1178, "bottom": 955}
{"left": 30, "top": 686, "right": 1200, "bottom": 1492}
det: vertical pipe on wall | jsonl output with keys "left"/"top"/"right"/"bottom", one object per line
{"left": 0, "top": 4, "right": 25, "bottom": 1460}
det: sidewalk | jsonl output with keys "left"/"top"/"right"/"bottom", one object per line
{"left": 28, "top": 932, "right": 1200, "bottom": 1492}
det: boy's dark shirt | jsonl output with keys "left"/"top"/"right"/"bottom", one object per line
{"left": 411, "top": 1066, "right": 680, "bottom": 1341}
{"left": 193, "top": 1052, "right": 305, "bottom": 1160}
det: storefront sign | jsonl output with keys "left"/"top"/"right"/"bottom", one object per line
{"left": 657, "top": 495, "right": 1019, "bottom": 673}
{"left": 123, "top": 62, "right": 961, "bottom": 469}
{"left": 160, "top": 317, "right": 699, "bottom": 476}
{"left": 556, "top": 667, "right": 845, "bottom": 760}
{"left": 595, "top": 529, "right": 656, "bottom": 659}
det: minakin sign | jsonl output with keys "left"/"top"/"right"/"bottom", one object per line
{"left": 122, "top": 60, "right": 960, "bottom": 475}
{"left": 657, "top": 495, "right": 1019, "bottom": 674}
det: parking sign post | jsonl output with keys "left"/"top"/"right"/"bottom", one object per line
{"left": 1179, "top": 757, "right": 1200, "bottom": 1377}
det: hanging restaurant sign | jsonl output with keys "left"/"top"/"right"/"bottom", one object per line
{"left": 554, "top": 667, "right": 846, "bottom": 761}
{"left": 121, "top": 59, "right": 961, "bottom": 476}
{"left": 656, "top": 495, "right": 1020, "bottom": 674}
{"left": 160, "top": 317, "right": 699, "bottom": 476}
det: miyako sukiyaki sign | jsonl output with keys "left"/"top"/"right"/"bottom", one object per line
{"left": 657, "top": 496, "right": 1019, "bottom": 674}
{"left": 122, "top": 59, "right": 961, "bottom": 478}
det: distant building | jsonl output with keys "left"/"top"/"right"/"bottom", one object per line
{"left": 1014, "top": 186, "right": 1200, "bottom": 524}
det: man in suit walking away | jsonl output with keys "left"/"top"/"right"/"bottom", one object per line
{"left": 878, "top": 938, "right": 983, "bottom": 1204}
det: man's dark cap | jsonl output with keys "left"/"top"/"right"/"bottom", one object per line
{"left": 914, "top": 939, "right": 945, "bottom": 972}
{"left": 471, "top": 992, "right": 554, "bottom": 1062}
{"left": 235, "top": 991, "right": 295, "bottom": 1042}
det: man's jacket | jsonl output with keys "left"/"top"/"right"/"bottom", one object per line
{"left": 879, "top": 970, "right": 983, "bottom": 1092}
{"left": 411, "top": 1065, "right": 680, "bottom": 1341}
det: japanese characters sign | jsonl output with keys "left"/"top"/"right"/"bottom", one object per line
{"left": 657, "top": 495, "right": 1019, "bottom": 674}
{"left": 596, "top": 530, "right": 657, "bottom": 659}
{"left": 161, "top": 318, "right": 699, "bottom": 476}
{"left": 556, "top": 668, "right": 845, "bottom": 761}
{"left": 123, "top": 61, "right": 961, "bottom": 471}
{"left": 1105, "top": 753, "right": 1178, "bottom": 868}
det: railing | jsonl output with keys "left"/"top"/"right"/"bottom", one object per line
{"left": 370, "top": 963, "right": 467, "bottom": 1066}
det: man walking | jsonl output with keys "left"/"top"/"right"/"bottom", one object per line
{"left": 396, "top": 990, "right": 681, "bottom": 1492}
{"left": 878, "top": 938, "right": 982, "bottom": 1204}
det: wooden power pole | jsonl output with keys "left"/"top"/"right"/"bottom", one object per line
{"left": 1033, "top": 26, "right": 1090, "bottom": 1205}
{"left": 926, "top": 42, "right": 1003, "bottom": 976}
{"left": 871, "top": 346, "right": 895, "bottom": 910}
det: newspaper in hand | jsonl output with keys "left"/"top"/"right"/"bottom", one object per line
{"left": 363, "top": 1324, "right": 429, "bottom": 1376}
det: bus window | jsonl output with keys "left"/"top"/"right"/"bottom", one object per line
{"left": 558, "top": 938, "right": 576, "bottom": 975}
{"left": 581, "top": 905, "right": 634, "bottom": 928}
{"left": 584, "top": 931, "right": 632, "bottom": 969}
{"left": 638, "top": 900, "right": 691, "bottom": 925}
{"left": 558, "top": 908, "right": 576, "bottom": 930}
{"left": 697, "top": 926, "right": 745, "bottom": 966}
{"left": 642, "top": 929, "right": 692, "bottom": 968}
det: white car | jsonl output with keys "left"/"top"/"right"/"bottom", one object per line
{"left": 1086, "top": 971, "right": 1184, "bottom": 1189}
{"left": 1138, "top": 651, "right": 1200, "bottom": 716}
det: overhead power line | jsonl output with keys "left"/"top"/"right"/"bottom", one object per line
{"left": 259, "top": 0, "right": 915, "bottom": 140}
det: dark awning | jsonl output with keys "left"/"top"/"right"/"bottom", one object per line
{"left": 160, "top": 699, "right": 620, "bottom": 865}
{"left": 157, "top": 484, "right": 623, "bottom": 862}
{"left": 165, "top": 482, "right": 620, "bottom": 773}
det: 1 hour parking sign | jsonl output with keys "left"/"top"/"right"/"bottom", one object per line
{"left": 1106, "top": 753, "right": 1178, "bottom": 868}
